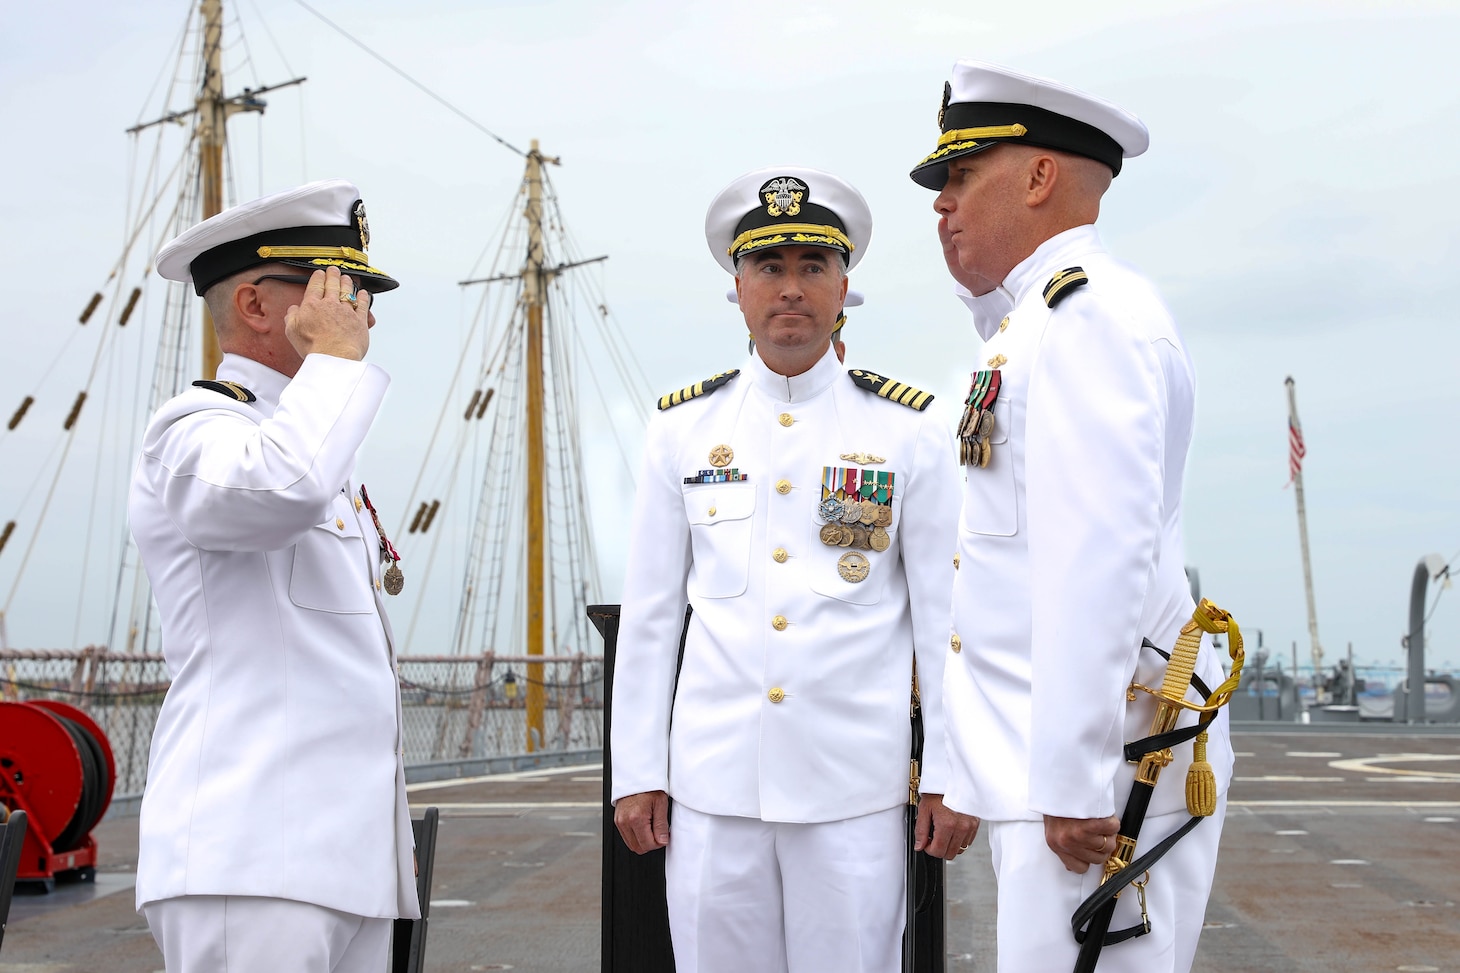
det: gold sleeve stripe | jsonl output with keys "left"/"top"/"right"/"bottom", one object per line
{"left": 1043, "top": 267, "right": 1090, "bottom": 308}
{"left": 849, "top": 369, "right": 933, "bottom": 411}
{"left": 657, "top": 369, "right": 741, "bottom": 410}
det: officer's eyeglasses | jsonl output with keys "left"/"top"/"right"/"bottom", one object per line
{"left": 251, "top": 273, "right": 376, "bottom": 302}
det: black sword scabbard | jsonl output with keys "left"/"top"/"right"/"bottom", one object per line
{"left": 1072, "top": 779, "right": 1155, "bottom": 972}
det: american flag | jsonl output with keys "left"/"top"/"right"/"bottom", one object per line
{"left": 1288, "top": 418, "right": 1306, "bottom": 483}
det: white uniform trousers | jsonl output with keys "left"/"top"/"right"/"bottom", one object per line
{"left": 666, "top": 803, "right": 907, "bottom": 973}
{"left": 986, "top": 794, "right": 1226, "bottom": 973}
{"left": 144, "top": 895, "right": 394, "bottom": 973}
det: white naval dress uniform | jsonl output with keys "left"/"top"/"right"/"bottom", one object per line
{"left": 129, "top": 352, "right": 419, "bottom": 967}
{"left": 611, "top": 346, "right": 959, "bottom": 973}
{"left": 945, "top": 225, "right": 1231, "bottom": 973}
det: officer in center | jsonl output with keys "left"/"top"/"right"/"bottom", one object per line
{"left": 610, "top": 166, "right": 979, "bottom": 973}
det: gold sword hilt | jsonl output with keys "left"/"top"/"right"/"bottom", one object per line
{"left": 1121, "top": 600, "right": 1246, "bottom": 830}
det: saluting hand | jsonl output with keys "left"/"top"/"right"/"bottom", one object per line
{"left": 285, "top": 266, "right": 372, "bottom": 362}
{"left": 615, "top": 789, "right": 670, "bottom": 855}
{"left": 1043, "top": 814, "right": 1121, "bottom": 873}
{"left": 915, "top": 793, "right": 980, "bottom": 861}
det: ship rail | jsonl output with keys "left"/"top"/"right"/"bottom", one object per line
{"left": 0, "top": 647, "right": 605, "bottom": 795}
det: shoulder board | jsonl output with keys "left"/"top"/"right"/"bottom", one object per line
{"left": 191, "top": 379, "right": 256, "bottom": 402}
{"left": 1043, "top": 266, "right": 1089, "bottom": 308}
{"left": 847, "top": 369, "right": 934, "bottom": 411}
{"left": 657, "top": 369, "right": 740, "bottom": 411}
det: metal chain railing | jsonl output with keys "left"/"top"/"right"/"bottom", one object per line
{"left": 1, "top": 648, "right": 604, "bottom": 795}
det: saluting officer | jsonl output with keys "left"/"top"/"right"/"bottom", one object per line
{"left": 611, "top": 166, "right": 978, "bottom": 973}
{"left": 130, "top": 179, "right": 418, "bottom": 972}
{"left": 909, "top": 61, "right": 1233, "bottom": 973}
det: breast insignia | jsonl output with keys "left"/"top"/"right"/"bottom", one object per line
{"left": 1043, "top": 266, "right": 1089, "bottom": 308}
{"left": 848, "top": 369, "right": 933, "bottom": 411}
{"left": 191, "top": 379, "right": 256, "bottom": 402}
{"left": 657, "top": 369, "right": 741, "bottom": 411}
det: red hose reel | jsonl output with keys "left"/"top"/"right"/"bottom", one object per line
{"left": 0, "top": 700, "right": 115, "bottom": 892}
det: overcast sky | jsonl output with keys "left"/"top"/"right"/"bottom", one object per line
{"left": 2, "top": 0, "right": 1457, "bottom": 676}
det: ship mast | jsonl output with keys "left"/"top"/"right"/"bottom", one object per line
{"left": 129, "top": 0, "right": 305, "bottom": 379}
{"left": 435, "top": 141, "right": 616, "bottom": 755}
{"left": 523, "top": 139, "right": 553, "bottom": 752}
{"left": 198, "top": 0, "right": 228, "bottom": 379}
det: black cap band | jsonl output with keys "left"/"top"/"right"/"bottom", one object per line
{"left": 910, "top": 101, "right": 1126, "bottom": 189}
{"left": 190, "top": 224, "right": 379, "bottom": 296}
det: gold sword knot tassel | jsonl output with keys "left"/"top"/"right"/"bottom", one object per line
{"left": 1179, "top": 599, "right": 1245, "bottom": 816}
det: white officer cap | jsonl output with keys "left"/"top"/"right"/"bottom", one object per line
{"left": 909, "top": 60, "right": 1149, "bottom": 190}
{"left": 155, "top": 178, "right": 399, "bottom": 296}
{"left": 705, "top": 166, "right": 873, "bottom": 275}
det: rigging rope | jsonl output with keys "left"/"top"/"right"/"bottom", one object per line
{"left": 292, "top": 0, "right": 526, "bottom": 158}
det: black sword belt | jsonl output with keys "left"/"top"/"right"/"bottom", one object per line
{"left": 1070, "top": 599, "right": 1245, "bottom": 973}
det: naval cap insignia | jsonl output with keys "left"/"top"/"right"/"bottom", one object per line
{"left": 761, "top": 177, "right": 806, "bottom": 218}
{"left": 353, "top": 198, "right": 370, "bottom": 250}
{"left": 938, "top": 80, "right": 951, "bottom": 130}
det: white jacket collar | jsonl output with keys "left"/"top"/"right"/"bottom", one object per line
{"left": 216, "top": 353, "right": 292, "bottom": 416}
{"left": 745, "top": 344, "right": 843, "bottom": 403}
{"left": 955, "top": 283, "right": 1017, "bottom": 342}
{"left": 1002, "top": 224, "right": 1106, "bottom": 307}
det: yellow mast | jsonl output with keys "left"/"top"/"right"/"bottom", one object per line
{"left": 523, "top": 139, "right": 551, "bottom": 752}
{"left": 150, "top": 0, "right": 300, "bottom": 379}
{"left": 198, "top": 0, "right": 227, "bottom": 379}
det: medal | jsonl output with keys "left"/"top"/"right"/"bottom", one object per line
{"left": 822, "top": 465, "right": 896, "bottom": 550}
{"left": 359, "top": 483, "right": 404, "bottom": 595}
{"left": 959, "top": 369, "right": 1002, "bottom": 468}
{"left": 837, "top": 552, "right": 870, "bottom": 583}
{"left": 708, "top": 444, "right": 734, "bottom": 468}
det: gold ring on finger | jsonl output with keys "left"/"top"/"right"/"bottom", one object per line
{"left": 339, "top": 291, "right": 358, "bottom": 308}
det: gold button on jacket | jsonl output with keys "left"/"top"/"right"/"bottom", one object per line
{"left": 771, "top": 615, "right": 788, "bottom": 631}
{"left": 768, "top": 687, "right": 785, "bottom": 703}
{"left": 772, "top": 548, "right": 789, "bottom": 563}
{"left": 950, "top": 633, "right": 962, "bottom": 653}
{"left": 775, "top": 479, "right": 792, "bottom": 495}
{"left": 778, "top": 413, "right": 795, "bottom": 427}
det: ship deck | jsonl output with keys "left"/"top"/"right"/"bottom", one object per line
{"left": 3, "top": 726, "right": 1458, "bottom": 972}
